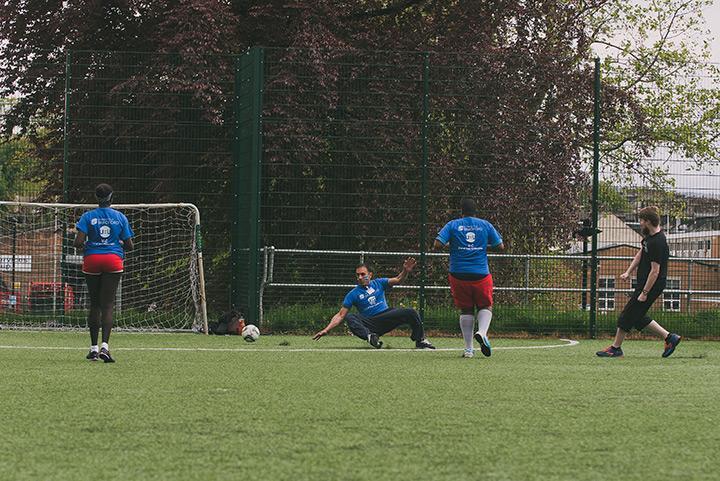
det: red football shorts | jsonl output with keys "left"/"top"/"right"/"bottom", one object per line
{"left": 82, "top": 254, "right": 124, "bottom": 275}
{"left": 449, "top": 274, "right": 493, "bottom": 310}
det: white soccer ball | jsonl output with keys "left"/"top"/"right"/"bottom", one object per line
{"left": 242, "top": 324, "right": 260, "bottom": 342}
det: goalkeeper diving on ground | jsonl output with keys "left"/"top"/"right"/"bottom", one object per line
{"left": 312, "top": 257, "right": 435, "bottom": 349}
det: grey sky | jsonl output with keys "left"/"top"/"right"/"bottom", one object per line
{"left": 706, "top": 0, "right": 720, "bottom": 62}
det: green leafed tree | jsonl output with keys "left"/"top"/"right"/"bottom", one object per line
{"left": 587, "top": 0, "right": 720, "bottom": 188}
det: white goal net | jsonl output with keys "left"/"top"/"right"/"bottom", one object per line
{"left": 0, "top": 202, "right": 208, "bottom": 332}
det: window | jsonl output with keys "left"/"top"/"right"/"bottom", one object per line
{"left": 664, "top": 279, "right": 681, "bottom": 312}
{"left": 598, "top": 277, "right": 616, "bottom": 311}
{"left": 706, "top": 240, "right": 712, "bottom": 251}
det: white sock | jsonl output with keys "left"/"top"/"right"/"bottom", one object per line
{"left": 90, "top": 345, "right": 98, "bottom": 353}
{"left": 476, "top": 309, "right": 492, "bottom": 337}
{"left": 459, "top": 315, "right": 475, "bottom": 350}
{"left": 101, "top": 342, "right": 109, "bottom": 351}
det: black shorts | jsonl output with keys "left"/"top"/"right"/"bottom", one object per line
{"left": 617, "top": 281, "right": 666, "bottom": 332}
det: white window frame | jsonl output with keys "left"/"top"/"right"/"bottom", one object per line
{"left": 598, "top": 276, "right": 616, "bottom": 311}
{"left": 663, "top": 278, "right": 681, "bottom": 312}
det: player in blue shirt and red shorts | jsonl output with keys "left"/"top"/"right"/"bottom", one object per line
{"left": 73, "top": 184, "right": 134, "bottom": 363}
{"left": 313, "top": 258, "right": 435, "bottom": 349}
{"left": 434, "top": 198, "right": 504, "bottom": 358}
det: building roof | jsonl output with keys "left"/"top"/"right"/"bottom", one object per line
{"left": 567, "top": 214, "right": 642, "bottom": 254}
{"left": 666, "top": 231, "right": 720, "bottom": 240}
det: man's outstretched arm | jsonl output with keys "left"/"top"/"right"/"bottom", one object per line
{"left": 313, "top": 307, "right": 350, "bottom": 340}
{"left": 489, "top": 242, "right": 505, "bottom": 251}
{"left": 388, "top": 257, "right": 416, "bottom": 286}
{"left": 620, "top": 249, "right": 642, "bottom": 280}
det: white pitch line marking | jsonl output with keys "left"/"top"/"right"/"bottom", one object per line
{"left": 0, "top": 339, "right": 579, "bottom": 352}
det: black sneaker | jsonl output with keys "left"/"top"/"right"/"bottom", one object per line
{"left": 86, "top": 350, "right": 99, "bottom": 361}
{"left": 596, "top": 345, "right": 624, "bottom": 358}
{"left": 474, "top": 333, "right": 492, "bottom": 357}
{"left": 98, "top": 347, "right": 115, "bottom": 363}
{"left": 368, "top": 333, "right": 383, "bottom": 349}
{"left": 662, "top": 333, "right": 682, "bottom": 358}
{"left": 415, "top": 339, "right": 436, "bottom": 349}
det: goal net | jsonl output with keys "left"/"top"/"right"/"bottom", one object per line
{"left": 0, "top": 202, "right": 208, "bottom": 332}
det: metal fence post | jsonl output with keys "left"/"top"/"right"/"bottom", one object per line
{"left": 419, "top": 52, "right": 430, "bottom": 320}
{"left": 590, "top": 58, "right": 601, "bottom": 339}
{"left": 248, "top": 47, "right": 264, "bottom": 325}
{"left": 232, "top": 47, "right": 264, "bottom": 325}
{"left": 61, "top": 52, "right": 72, "bottom": 324}
{"left": 525, "top": 255, "right": 530, "bottom": 304}
{"left": 63, "top": 51, "right": 71, "bottom": 202}
{"left": 231, "top": 54, "right": 242, "bottom": 311}
{"left": 687, "top": 260, "right": 693, "bottom": 313}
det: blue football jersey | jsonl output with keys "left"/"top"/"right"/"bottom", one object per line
{"left": 436, "top": 217, "right": 502, "bottom": 275}
{"left": 76, "top": 207, "right": 134, "bottom": 258}
{"left": 342, "top": 278, "right": 392, "bottom": 317}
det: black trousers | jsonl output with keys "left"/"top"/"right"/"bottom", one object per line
{"left": 617, "top": 280, "right": 666, "bottom": 332}
{"left": 345, "top": 308, "right": 425, "bottom": 342}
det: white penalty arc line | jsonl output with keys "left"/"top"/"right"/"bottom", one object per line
{"left": 0, "top": 339, "right": 579, "bottom": 353}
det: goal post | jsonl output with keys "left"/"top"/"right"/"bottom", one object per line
{"left": 0, "top": 201, "right": 209, "bottom": 333}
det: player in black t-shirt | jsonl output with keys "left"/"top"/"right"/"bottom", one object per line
{"left": 597, "top": 206, "right": 682, "bottom": 358}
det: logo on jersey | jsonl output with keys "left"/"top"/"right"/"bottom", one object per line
{"left": 466, "top": 232, "right": 476, "bottom": 243}
{"left": 91, "top": 218, "right": 98, "bottom": 226}
{"left": 99, "top": 225, "right": 111, "bottom": 239}
{"left": 368, "top": 296, "right": 377, "bottom": 306}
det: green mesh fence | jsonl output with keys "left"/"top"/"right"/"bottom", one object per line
{"left": 1, "top": 48, "right": 719, "bottom": 337}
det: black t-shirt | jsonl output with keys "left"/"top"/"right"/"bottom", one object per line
{"left": 637, "top": 231, "right": 669, "bottom": 289}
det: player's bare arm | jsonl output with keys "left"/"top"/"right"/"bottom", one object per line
{"left": 432, "top": 239, "right": 445, "bottom": 250}
{"left": 638, "top": 261, "right": 661, "bottom": 302}
{"left": 620, "top": 249, "right": 642, "bottom": 280}
{"left": 73, "top": 231, "right": 86, "bottom": 250}
{"left": 388, "top": 257, "right": 416, "bottom": 286}
{"left": 490, "top": 242, "right": 505, "bottom": 251}
{"left": 312, "top": 307, "right": 349, "bottom": 340}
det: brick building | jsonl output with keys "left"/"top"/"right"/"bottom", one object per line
{"left": 578, "top": 216, "right": 720, "bottom": 314}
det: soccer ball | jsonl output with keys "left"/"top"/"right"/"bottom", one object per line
{"left": 242, "top": 324, "right": 260, "bottom": 342}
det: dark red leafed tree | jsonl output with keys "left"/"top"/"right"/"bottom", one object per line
{"left": 1, "top": 0, "right": 635, "bottom": 258}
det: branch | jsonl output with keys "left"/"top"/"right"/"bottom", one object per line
{"left": 344, "top": 0, "right": 429, "bottom": 20}
{"left": 624, "top": 0, "right": 692, "bottom": 90}
{"left": 574, "top": 0, "right": 611, "bottom": 21}
{"left": 601, "top": 134, "right": 641, "bottom": 154}
{"left": 591, "top": 39, "right": 642, "bottom": 62}
{"left": 601, "top": 150, "right": 672, "bottom": 191}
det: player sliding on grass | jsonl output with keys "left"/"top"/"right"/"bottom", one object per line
{"left": 597, "top": 206, "right": 681, "bottom": 358}
{"left": 74, "top": 184, "right": 134, "bottom": 363}
{"left": 313, "top": 258, "right": 435, "bottom": 349}
{"left": 434, "top": 198, "right": 504, "bottom": 358}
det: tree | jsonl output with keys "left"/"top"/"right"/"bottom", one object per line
{"left": 587, "top": 0, "right": 720, "bottom": 188}
{"left": 1, "top": 0, "right": 717, "bottom": 259}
